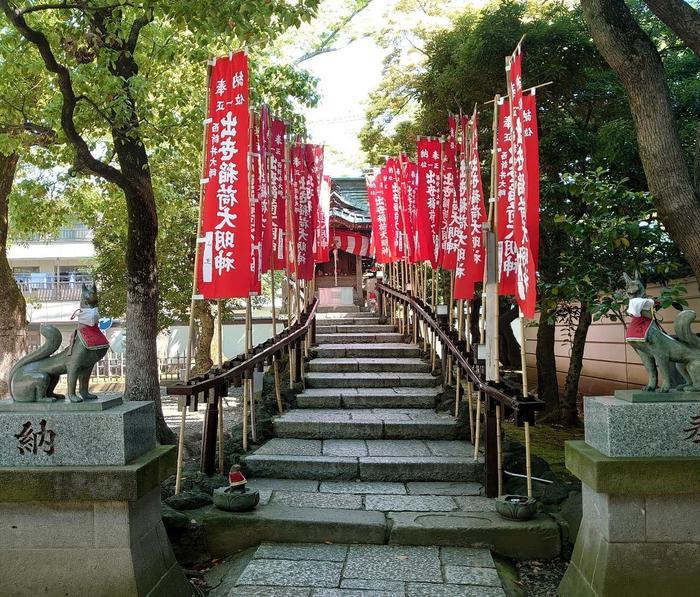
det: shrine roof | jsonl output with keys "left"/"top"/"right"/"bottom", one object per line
{"left": 330, "top": 177, "right": 371, "bottom": 227}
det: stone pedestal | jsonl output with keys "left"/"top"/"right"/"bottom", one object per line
{"left": 0, "top": 397, "right": 192, "bottom": 597}
{"left": 559, "top": 396, "right": 700, "bottom": 597}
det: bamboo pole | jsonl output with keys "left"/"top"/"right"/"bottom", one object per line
{"left": 473, "top": 391, "right": 482, "bottom": 461}
{"left": 455, "top": 298, "right": 464, "bottom": 417}
{"left": 447, "top": 270, "right": 455, "bottom": 385}
{"left": 496, "top": 403, "right": 503, "bottom": 496}
{"left": 489, "top": 95, "right": 501, "bottom": 383}
{"left": 246, "top": 297, "right": 256, "bottom": 443}
{"left": 176, "top": 63, "right": 212, "bottom": 495}
{"left": 216, "top": 300, "right": 225, "bottom": 473}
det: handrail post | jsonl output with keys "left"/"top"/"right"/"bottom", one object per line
{"left": 201, "top": 385, "right": 219, "bottom": 475}
{"left": 294, "top": 340, "right": 302, "bottom": 382}
{"left": 484, "top": 395, "right": 499, "bottom": 498}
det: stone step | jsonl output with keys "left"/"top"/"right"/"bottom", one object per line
{"left": 315, "top": 343, "right": 421, "bottom": 358}
{"left": 274, "top": 409, "right": 457, "bottom": 440}
{"left": 197, "top": 480, "right": 561, "bottom": 560}
{"left": 308, "top": 358, "right": 430, "bottom": 374}
{"left": 317, "top": 311, "right": 377, "bottom": 320}
{"left": 316, "top": 324, "right": 396, "bottom": 335}
{"left": 317, "top": 305, "right": 360, "bottom": 313}
{"left": 315, "top": 332, "right": 405, "bottom": 344}
{"left": 243, "top": 439, "right": 477, "bottom": 481}
{"left": 315, "top": 316, "right": 383, "bottom": 325}
{"left": 306, "top": 372, "right": 438, "bottom": 389}
{"left": 297, "top": 388, "right": 440, "bottom": 409}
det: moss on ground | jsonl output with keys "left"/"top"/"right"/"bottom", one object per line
{"left": 504, "top": 422, "right": 584, "bottom": 483}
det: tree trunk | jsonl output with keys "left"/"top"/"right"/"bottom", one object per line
{"left": 561, "top": 302, "right": 592, "bottom": 426}
{"left": 535, "top": 309, "right": 560, "bottom": 416}
{"left": 498, "top": 301, "right": 520, "bottom": 368}
{"left": 192, "top": 300, "right": 214, "bottom": 375}
{"left": 581, "top": 0, "right": 700, "bottom": 282}
{"left": 0, "top": 152, "right": 26, "bottom": 397}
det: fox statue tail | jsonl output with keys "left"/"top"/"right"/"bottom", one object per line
{"left": 674, "top": 310, "right": 700, "bottom": 350}
{"left": 8, "top": 325, "right": 62, "bottom": 398}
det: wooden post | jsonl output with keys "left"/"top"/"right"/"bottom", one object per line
{"left": 217, "top": 300, "right": 225, "bottom": 473}
{"left": 473, "top": 391, "right": 482, "bottom": 461}
{"left": 176, "top": 63, "right": 212, "bottom": 494}
{"left": 520, "top": 312, "right": 532, "bottom": 497}
{"left": 496, "top": 404, "right": 503, "bottom": 496}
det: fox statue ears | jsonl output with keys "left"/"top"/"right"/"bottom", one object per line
{"left": 622, "top": 271, "right": 642, "bottom": 284}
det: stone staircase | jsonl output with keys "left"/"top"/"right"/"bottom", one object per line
{"left": 201, "top": 306, "right": 561, "bottom": 564}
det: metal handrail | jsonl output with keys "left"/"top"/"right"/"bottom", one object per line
{"left": 377, "top": 282, "right": 544, "bottom": 422}
{"left": 165, "top": 297, "right": 318, "bottom": 397}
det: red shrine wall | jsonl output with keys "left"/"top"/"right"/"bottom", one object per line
{"left": 524, "top": 276, "right": 700, "bottom": 397}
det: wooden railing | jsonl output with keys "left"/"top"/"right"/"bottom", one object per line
{"left": 165, "top": 297, "right": 318, "bottom": 476}
{"left": 377, "top": 282, "right": 544, "bottom": 498}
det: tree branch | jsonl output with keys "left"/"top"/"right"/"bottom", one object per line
{"left": 0, "top": 0, "right": 131, "bottom": 190}
{"left": 295, "top": 0, "right": 374, "bottom": 64}
{"left": 643, "top": 0, "right": 700, "bottom": 59}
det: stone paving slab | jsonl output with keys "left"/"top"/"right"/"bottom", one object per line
{"left": 323, "top": 439, "right": 368, "bottom": 457}
{"left": 319, "top": 481, "right": 407, "bottom": 495}
{"left": 228, "top": 586, "right": 311, "bottom": 596}
{"left": 255, "top": 438, "right": 323, "bottom": 456}
{"left": 246, "top": 478, "right": 320, "bottom": 492}
{"left": 306, "top": 372, "right": 439, "bottom": 389}
{"left": 243, "top": 454, "right": 359, "bottom": 480}
{"left": 387, "top": 511, "right": 562, "bottom": 560}
{"left": 366, "top": 440, "right": 432, "bottom": 457}
{"left": 316, "top": 333, "right": 405, "bottom": 344}
{"left": 406, "top": 482, "right": 482, "bottom": 496}
{"left": 270, "top": 491, "right": 363, "bottom": 510}
{"left": 315, "top": 344, "right": 421, "bottom": 358}
{"left": 316, "top": 325, "right": 397, "bottom": 334}
{"left": 226, "top": 543, "right": 506, "bottom": 596}
{"left": 440, "top": 547, "right": 496, "bottom": 568}
{"left": 360, "top": 457, "right": 480, "bottom": 482}
{"left": 453, "top": 496, "right": 497, "bottom": 512}
{"left": 309, "top": 358, "right": 430, "bottom": 373}
{"left": 364, "top": 495, "right": 459, "bottom": 512}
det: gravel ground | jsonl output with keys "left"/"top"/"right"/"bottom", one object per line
{"left": 161, "top": 389, "right": 244, "bottom": 436}
{"left": 515, "top": 558, "right": 569, "bottom": 596}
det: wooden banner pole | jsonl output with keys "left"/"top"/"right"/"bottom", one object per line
{"left": 176, "top": 63, "right": 212, "bottom": 495}
{"left": 216, "top": 300, "right": 225, "bottom": 473}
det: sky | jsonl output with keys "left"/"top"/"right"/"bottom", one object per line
{"left": 296, "top": 0, "right": 490, "bottom": 178}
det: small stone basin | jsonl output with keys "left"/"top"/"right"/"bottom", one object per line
{"left": 212, "top": 487, "right": 260, "bottom": 512}
{"left": 495, "top": 494, "right": 537, "bottom": 521}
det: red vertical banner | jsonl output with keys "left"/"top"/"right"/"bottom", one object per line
{"left": 289, "top": 140, "right": 305, "bottom": 275}
{"left": 508, "top": 51, "right": 536, "bottom": 318}
{"left": 415, "top": 138, "right": 441, "bottom": 267}
{"left": 259, "top": 106, "right": 271, "bottom": 274}
{"left": 198, "top": 52, "right": 251, "bottom": 299}
{"left": 497, "top": 98, "right": 516, "bottom": 296}
{"left": 314, "top": 174, "right": 331, "bottom": 264}
{"left": 454, "top": 113, "right": 487, "bottom": 300}
{"left": 270, "top": 118, "right": 286, "bottom": 270}
{"left": 297, "top": 143, "right": 322, "bottom": 280}
{"left": 441, "top": 114, "right": 460, "bottom": 269}
{"left": 367, "top": 172, "right": 391, "bottom": 264}
{"left": 522, "top": 93, "right": 540, "bottom": 275}
{"left": 454, "top": 115, "right": 472, "bottom": 297}
{"left": 249, "top": 112, "right": 262, "bottom": 294}
{"left": 399, "top": 157, "right": 418, "bottom": 263}
{"left": 384, "top": 157, "right": 404, "bottom": 261}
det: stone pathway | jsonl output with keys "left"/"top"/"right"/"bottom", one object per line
{"left": 202, "top": 306, "right": 560, "bottom": 563}
{"left": 225, "top": 542, "right": 506, "bottom": 596}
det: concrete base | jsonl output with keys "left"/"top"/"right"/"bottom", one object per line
{"left": 559, "top": 441, "right": 700, "bottom": 597}
{"left": 0, "top": 446, "right": 192, "bottom": 597}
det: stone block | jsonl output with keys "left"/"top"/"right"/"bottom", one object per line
{"left": 246, "top": 479, "right": 319, "bottom": 492}
{"left": 254, "top": 542, "right": 349, "bottom": 562}
{"left": 584, "top": 395, "right": 700, "bottom": 457}
{"left": 384, "top": 420, "right": 457, "bottom": 440}
{"left": 297, "top": 394, "right": 342, "bottom": 409}
{"left": 340, "top": 579, "right": 405, "bottom": 592}
{"left": 228, "top": 586, "right": 310, "bottom": 596}
{"left": 243, "top": 454, "right": 359, "bottom": 480}
{"left": 426, "top": 441, "right": 473, "bottom": 457}
{"left": 406, "top": 584, "right": 505, "bottom": 597}
{"left": 406, "top": 482, "right": 483, "bottom": 496}
{"left": 344, "top": 344, "right": 420, "bottom": 358}
{"left": 365, "top": 440, "right": 432, "bottom": 457}
{"left": 580, "top": 483, "right": 645, "bottom": 542}
{"left": 453, "top": 496, "right": 496, "bottom": 512}
{"left": 275, "top": 419, "right": 384, "bottom": 440}
{"left": 0, "top": 401, "right": 155, "bottom": 466}
{"left": 323, "top": 439, "right": 368, "bottom": 457}
{"left": 645, "top": 493, "right": 700, "bottom": 542}
{"left": 440, "top": 547, "right": 495, "bottom": 568}
{"left": 364, "top": 494, "right": 457, "bottom": 512}
{"left": 344, "top": 544, "right": 442, "bottom": 582}
{"left": 387, "top": 511, "right": 561, "bottom": 560}
{"left": 270, "top": 491, "right": 363, "bottom": 510}
{"left": 203, "top": 505, "right": 386, "bottom": 556}
{"left": 443, "top": 565, "right": 502, "bottom": 587}
{"left": 319, "top": 481, "right": 407, "bottom": 495}
{"left": 237, "top": 558, "right": 343, "bottom": 588}
{"left": 360, "top": 457, "right": 480, "bottom": 482}
{"left": 255, "top": 438, "right": 323, "bottom": 456}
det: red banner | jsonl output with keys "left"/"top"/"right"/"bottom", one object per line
{"left": 314, "top": 174, "right": 331, "bottom": 263}
{"left": 384, "top": 158, "right": 404, "bottom": 261}
{"left": 289, "top": 140, "right": 305, "bottom": 275}
{"left": 297, "top": 143, "right": 322, "bottom": 280}
{"left": 198, "top": 52, "right": 251, "bottom": 299}
{"left": 453, "top": 115, "right": 472, "bottom": 297}
{"left": 508, "top": 51, "right": 536, "bottom": 318}
{"left": 249, "top": 113, "right": 262, "bottom": 294}
{"left": 399, "top": 157, "right": 419, "bottom": 263}
{"left": 270, "top": 118, "right": 286, "bottom": 270}
{"left": 415, "top": 138, "right": 442, "bottom": 267}
{"left": 441, "top": 114, "right": 460, "bottom": 269}
{"left": 367, "top": 172, "right": 392, "bottom": 264}
{"left": 498, "top": 93, "right": 539, "bottom": 297}
{"left": 454, "top": 113, "right": 487, "bottom": 300}
{"left": 259, "top": 106, "right": 271, "bottom": 274}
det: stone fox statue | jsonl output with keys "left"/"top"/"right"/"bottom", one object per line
{"left": 624, "top": 272, "right": 700, "bottom": 393}
{"left": 9, "top": 283, "right": 110, "bottom": 403}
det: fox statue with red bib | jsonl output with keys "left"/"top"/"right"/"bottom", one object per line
{"left": 9, "top": 283, "right": 110, "bottom": 403}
